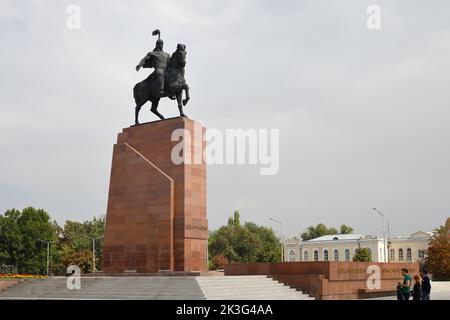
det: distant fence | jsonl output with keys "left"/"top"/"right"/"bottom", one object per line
{"left": 0, "top": 265, "right": 17, "bottom": 274}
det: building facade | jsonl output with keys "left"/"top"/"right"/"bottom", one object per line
{"left": 387, "top": 231, "right": 432, "bottom": 263}
{"left": 284, "top": 231, "right": 432, "bottom": 263}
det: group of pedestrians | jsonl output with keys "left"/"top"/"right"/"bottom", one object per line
{"left": 397, "top": 268, "right": 431, "bottom": 300}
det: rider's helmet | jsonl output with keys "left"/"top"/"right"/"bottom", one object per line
{"left": 155, "top": 38, "right": 164, "bottom": 49}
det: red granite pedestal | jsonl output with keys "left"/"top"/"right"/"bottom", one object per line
{"left": 102, "top": 117, "right": 207, "bottom": 273}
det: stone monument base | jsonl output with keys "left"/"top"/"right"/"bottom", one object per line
{"left": 102, "top": 117, "right": 208, "bottom": 273}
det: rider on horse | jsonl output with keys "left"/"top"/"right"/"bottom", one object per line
{"left": 135, "top": 31, "right": 170, "bottom": 96}
{"left": 133, "top": 30, "right": 190, "bottom": 125}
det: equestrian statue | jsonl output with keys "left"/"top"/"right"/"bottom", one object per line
{"left": 133, "top": 29, "right": 190, "bottom": 125}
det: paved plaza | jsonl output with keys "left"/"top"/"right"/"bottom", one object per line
{"left": 366, "top": 282, "right": 450, "bottom": 300}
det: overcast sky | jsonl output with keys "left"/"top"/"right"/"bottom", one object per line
{"left": 1, "top": 0, "right": 449, "bottom": 239}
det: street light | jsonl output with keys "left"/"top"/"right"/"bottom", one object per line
{"left": 82, "top": 235, "right": 104, "bottom": 273}
{"left": 372, "top": 208, "right": 388, "bottom": 262}
{"left": 36, "top": 238, "right": 57, "bottom": 276}
{"left": 269, "top": 218, "right": 283, "bottom": 262}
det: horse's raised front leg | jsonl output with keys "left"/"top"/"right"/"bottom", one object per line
{"left": 150, "top": 99, "right": 165, "bottom": 120}
{"left": 182, "top": 84, "right": 190, "bottom": 106}
{"left": 177, "top": 92, "right": 187, "bottom": 118}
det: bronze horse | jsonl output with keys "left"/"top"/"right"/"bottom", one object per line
{"left": 133, "top": 44, "right": 190, "bottom": 125}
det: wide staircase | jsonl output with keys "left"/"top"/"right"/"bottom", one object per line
{"left": 0, "top": 275, "right": 313, "bottom": 300}
{"left": 197, "top": 275, "right": 313, "bottom": 300}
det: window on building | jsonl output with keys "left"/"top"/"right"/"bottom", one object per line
{"left": 314, "top": 250, "right": 319, "bottom": 261}
{"left": 418, "top": 250, "right": 425, "bottom": 261}
{"left": 334, "top": 249, "right": 339, "bottom": 261}
{"left": 303, "top": 250, "right": 309, "bottom": 261}
{"left": 323, "top": 250, "right": 329, "bottom": 261}
{"left": 399, "top": 249, "right": 404, "bottom": 261}
{"left": 345, "top": 249, "right": 350, "bottom": 261}
{"left": 407, "top": 248, "right": 412, "bottom": 261}
{"left": 390, "top": 249, "right": 395, "bottom": 261}
{"left": 288, "top": 249, "right": 296, "bottom": 262}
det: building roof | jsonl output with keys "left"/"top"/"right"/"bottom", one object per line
{"left": 391, "top": 231, "right": 432, "bottom": 239}
{"left": 306, "top": 234, "right": 364, "bottom": 242}
{"left": 409, "top": 231, "right": 433, "bottom": 238}
{"left": 284, "top": 231, "right": 433, "bottom": 244}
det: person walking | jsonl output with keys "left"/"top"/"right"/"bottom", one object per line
{"left": 400, "top": 268, "right": 412, "bottom": 300}
{"left": 412, "top": 275, "right": 422, "bottom": 300}
{"left": 420, "top": 269, "right": 431, "bottom": 300}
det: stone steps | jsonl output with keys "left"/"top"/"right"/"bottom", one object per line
{"left": 1, "top": 296, "right": 205, "bottom": 300}
{"left": 197, "top": 276, "right": 313, "bottom": 300}
{"left": 0, "top": 275, "right": 314, "bottom": 300}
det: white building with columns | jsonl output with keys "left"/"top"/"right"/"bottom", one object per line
{"left": 284, "top": 231, "right": 432, "bottom": 263}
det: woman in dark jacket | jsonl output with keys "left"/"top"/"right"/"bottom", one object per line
{"left": 412, "top": 275, "right": 422, "bottom": 300}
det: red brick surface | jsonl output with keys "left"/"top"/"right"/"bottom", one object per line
{"left": 225, "top": 261, "right": 419, "bottom": 299}
{"left": 102, "top": 117, "right": 208, "bottom": 273}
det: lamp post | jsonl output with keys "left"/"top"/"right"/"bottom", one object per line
{"left": 372, "top": 208, "right": 388, "bottom": 262}
{"left": 270, "top": 218, "right": 283, "bottom": 262}
{"left": 36, "top": 238, "right": 56, "bottom": 276}
{"left": 82, "top": 235, "right": 104, "bottom": 273}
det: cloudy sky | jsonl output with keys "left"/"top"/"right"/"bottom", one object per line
{"left": 1, "top": 0, "right": 449, "bottom": 238}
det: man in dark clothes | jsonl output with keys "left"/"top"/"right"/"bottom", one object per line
{"left": 420, "top": 269, "right": 431, "bottom": 300}
{"left": 396, "top": 282, "right": 403, "bottom": 300}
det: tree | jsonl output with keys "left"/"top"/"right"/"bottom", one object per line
{"left": 209, "top": 224, "right": 260, "bottom": 264}
{"left": 301, "top": 223, "right": 354, "bottom": 241}
{"left": 57, "top": 216, "right": 105, "bottom": 273}
{"left": 425, "top": 225, "right": 450, "bottom": 280}
{"left": 0, "top": 207, "right": 105, "bottom": 275}
{"left": 228, "top": 210, "right": 241, "bottom": 228}
{"left": 232, "top": 227, "right": 260, "bottom": 263}
{"left": 0, "top": 207, "right": 58, "bottom": 274}
{"left": 60, "top": 249, "right": 93, "bottom": 273}
{"left": 339, "top": 224, "right": 354, "bottom": 234}
{"left": 208, "top": 211, "right": 281, "bottom": 269}
{"left": 353, "top": 248, "right": 372, "bottom": 262}
{"left": 301, "top": 223, "right": 331, "bottom": 241}
{"left": 209, "top": 254, "right": 228, "bottom": 270}
{"left": 209, "top": 226, "right": 238, "bottom": 264}
{"left": 244, "top": 222, "right": 281, "bottom": 263}
{"left": 0, "top": 209, "right": 21, "bottom": 267}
